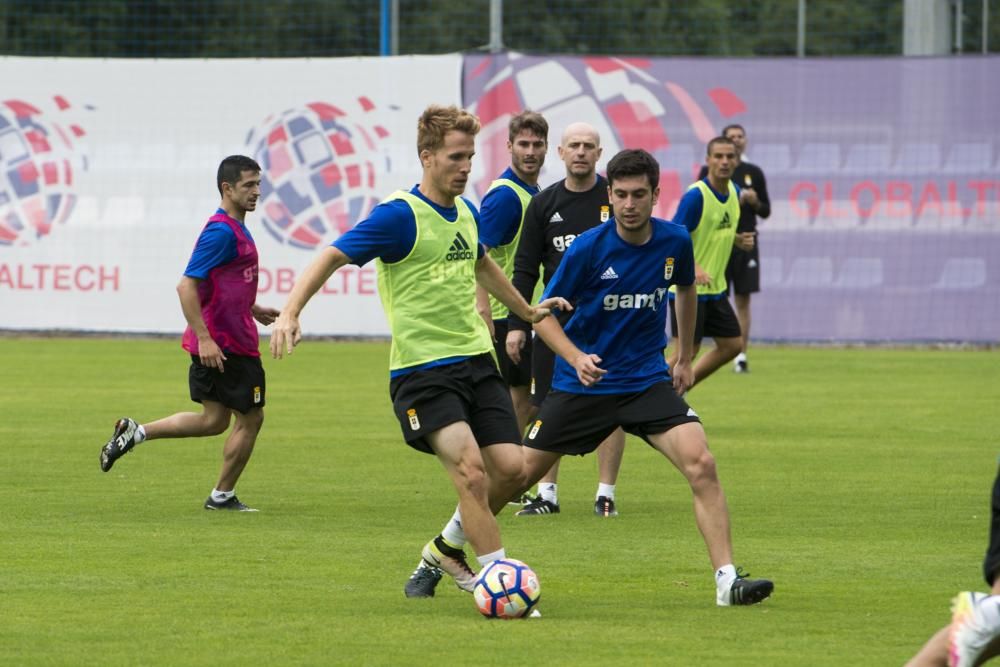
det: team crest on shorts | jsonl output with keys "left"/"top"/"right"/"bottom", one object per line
{"left": 407, "top": 408, "right": 421, "bottom": 431}
{"left": 664, "top": 257, "right": 675, "bottom": 280}
{"left": 253, "top": 386, "right": 262, "bottom": 404}
{"left": 528, "top": 420, "right": 542, "bottom": 439}
{"left": 600, "top": 205, "right": 610, "bottom": 222}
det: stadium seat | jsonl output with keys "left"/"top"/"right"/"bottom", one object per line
{"left": 893, "top": 142, "right": 942, "bottom": 174}
{"left": 967, "top": 201, "right": 1000, "bottom": 231}
{"left": 763, "top": 199, "right": 803, "bottom": 230}
{"left": 914, "top": 202, "right": 965, "bottom": 230}
{"left": 833, "top": 258, "right": 884, "bottom": 288}
{"left": 813, "top": 200, "right": 858, "bottom": 229}
{"left": 784, "top": 257, "right": 834, "bottom": 288}
{"left": 841, "top": 143, "right": 891, "bottom": 175}
{"left": 661, "top": 144, "right": 699, "bottom": 180}
{"left": 747, "top": 143, "right": 792, "bottom": 175}
{"left": 942, "top": 142, "right": 993, "bottom": 173}
{"left": 862, "top": 201, "right": 914, "bottom": 229}
{"left": 760, "top": 257, "right": 784, "bottom": 288}
{"left": 931, "top": 258, "right": 987, "bottom": 289}
{"left": 794, "top": 142, "right": 842, "bottom": 174}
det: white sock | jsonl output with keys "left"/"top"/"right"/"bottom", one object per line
{"left": 135, "top": 425, "right": 147, "bottom": 444}
{"left": 539, "top": 483, "right": 558, "bottom": 504}
{"left": 211, "top": 488, "right": 235, "bottom": 502}
{"left": 735, "top": 352, "right": 747, "bottom": 363}
{"left": 477, "top": 549, "right": 506, "bottom": 567}
{"left": 441, "top": 508, "right": 467, "bottom": 547}
{"left": 596, "top": 483, "right": 616, "bottom": 500}
{"left": 715, "top": 564, "right": 737, "bottom": 591}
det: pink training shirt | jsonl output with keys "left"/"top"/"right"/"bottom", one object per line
{"left": 181, "top": 212, "right": 260, "bottom": 358}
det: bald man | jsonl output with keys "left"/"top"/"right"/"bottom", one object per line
{"left": 506, "top": 122, "right": 628, "bottom": 518}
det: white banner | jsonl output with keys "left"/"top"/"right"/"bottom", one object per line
{"left": 0, "top": 55, "right": 463, "bottom": 335}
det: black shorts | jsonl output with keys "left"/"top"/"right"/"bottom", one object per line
{"left": 530, "top": 336, "right": 556, "bottom": 407}
{"left": 669, "top": 296, "right": 741, "bottom": 345}
{"left": 726, "top": 243, "right": 761, "bottom": 295}
{"left": 524, "top": 382, "right": 701, "bottom": 456}
{"left": 492, "top": 319, "right": 532, "bottom": 388}
{"left": 388, "top": 353, "right": 522, "bottom": 454}
{"left": 189, "top": 354, "right": 265, "bottom": 414}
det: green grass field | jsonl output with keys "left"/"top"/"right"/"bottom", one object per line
{"left": 1, "top": 338, "right": 998, "bottom": 666}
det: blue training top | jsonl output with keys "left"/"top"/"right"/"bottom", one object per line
{"left": 541, "top": 217, "right": 695, "bottom": 394}
{"left": 333, "top": 185, "right": 483, "bottom": 266}
{"left": 477, "top": 167, "right": 540, "bottom": 249}
{"left": 183, "top": 208, "right": 255, "bottom": 279}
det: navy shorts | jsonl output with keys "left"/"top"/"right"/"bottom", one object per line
{"left": 669, "top": 296, "right": 741, "bottom": 345}
{"left": 388, "top": 353, "right": 522, "bottom": 454}
{"left": 524, "top": 381, "right": 701, "bottom": 456}
{"left": 188, "top": 354, "right": 265, "bottom": 414}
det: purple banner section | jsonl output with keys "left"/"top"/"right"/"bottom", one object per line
{"left": 462, "top": 53, "right": 999, "bottom": 343}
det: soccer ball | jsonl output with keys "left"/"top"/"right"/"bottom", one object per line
{"left": 473, "top": 558, "right": 541, "bottom": 619}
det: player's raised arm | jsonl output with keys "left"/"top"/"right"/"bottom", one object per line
{"left": 270, "top": 246, "right": 352, "bottom": 359}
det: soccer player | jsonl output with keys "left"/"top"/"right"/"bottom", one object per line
{"left": 907, "top": 463, "right": 1000, "bottom": 667}
{"left": 697, "top": 124, "right": 770, "bottom": 373}
{"left": 522, "top": 148, "right": 774, "bottom": 606}
{"left": 99, "top": 155, "right": 280, "bottom": 512}
{"left": 666, "top": 136, "right": 756, "bottom": 387}
{"left": 268, "top": 105, "right": 568, "bottom": 598}
{"left": 476, "top": 110, "right": 549, "bottom": 432}
{"left": 507, "top": 121, "right": 627, "bottom": 518}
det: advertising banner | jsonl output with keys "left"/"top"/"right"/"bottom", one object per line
{"left": 463, "top": 54, "right": 999, "bottom": 342}
{"left": 0, "top": 55, "right": 462, "bottom": 335}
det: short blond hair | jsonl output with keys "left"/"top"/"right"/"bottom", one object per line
{"left": 417, "top": 105, "right": 481, "bottom": 154}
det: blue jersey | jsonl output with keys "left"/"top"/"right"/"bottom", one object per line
{"left": 541, "top": 218, "right": 695, "bottom": 394}
{"left": 184, "top": 208, "right": 254, "bottom": 279}
{"left": 333, "top": 185, "right": 483, "bottom": 265}
{"left": 478, "top": 167, "right": 539, "bottom": 248}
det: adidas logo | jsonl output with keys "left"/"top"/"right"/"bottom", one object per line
{"left": 600, "top": 266, "right": 619, "bottom": 280}
{"left": 446, "top": 232, "right": 474, "bottom": 261}
{"left": 548, "top": 212, "right": 564, "bottom": 223}
{"left": 747, "top": 259, "right": 758, "bottom": 268}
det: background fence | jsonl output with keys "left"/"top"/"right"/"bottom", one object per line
{"left": 1, "top": 0, "right": 996, "bottom": 58}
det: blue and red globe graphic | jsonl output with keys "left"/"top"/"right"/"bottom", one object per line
{"left": 247, "top": 98, "right": 390, "bottom": 250}
{"left": 465, "top": 54, "right": 748, "bottom": 218}
{"left": 0, "top": 97, "right": 88, "bottom": 246}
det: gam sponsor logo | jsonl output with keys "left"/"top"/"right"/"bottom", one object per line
{"left": 603, "top": 288, "right": 667, "bottom": 311}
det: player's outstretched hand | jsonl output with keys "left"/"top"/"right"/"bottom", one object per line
{"left": 270, "top": 314, "right": 302, "bottom": 359}
{"left": 252, "top": 304, "right": 281, "bottom": 326}
{"left": 506, "top": 329, "right": 527, "bottom": 364}
{"left": 527, "top": 297, "right": 572, "bottom": 323}
{"left": 572, "top": 353, "right": 606, "bottom": 387}
{"left": 671, "top": 358, "right": 694, "bottom": 395}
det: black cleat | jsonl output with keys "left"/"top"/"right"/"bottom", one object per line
{"left": 718, "top": 568, "right": 773, "bottom": 606}
{"left": 204, "top": 495, "right": 258, "bottom": 512}
{"left": 100, "top": 417, "right": 139, "bottom": 472}
{"left": 594, "top": 495, "right": 619, "bottom": 517}
{"left": 404, "top": 562, "right": 444, "bottom": 598}
{"left": 516, "top": 495, "right": 560, "bottom": 516}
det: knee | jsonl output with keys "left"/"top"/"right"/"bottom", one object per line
{"left": 205, "top": 412, "right": 231, "bottom": 436}
{"left": 685, "top": 450, "right": 719, "bottom": 488}
{"left": 718, "top": 338, "right": 741, "bottom": 361}
{"left": 455, "top": 458, "right": 490, "bottom": 496}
